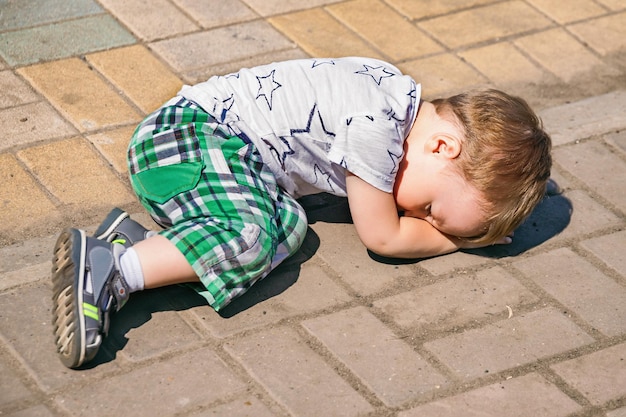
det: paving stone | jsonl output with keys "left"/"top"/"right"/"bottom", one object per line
{"left": 18, "top": 58, "right": 141, "bottom": 132}
{"left": 0, "top": 284, "right": 120, "bottom": 392}
{"left": 418, "top": 1, "right": 552, "bottom": 49}
{"left": 56, "top": 347, "right": 246, "bottom": 416}
{"left": 0, "top": 70, "right": 40, "bottom": 109}
{"left": 0, "top": 0, "right": 103, "bottom": 31}
{"left": 0, "top": 15, "right": 136, "bottom": 66}
{"left": 17, "top": 137, "right": 135, "bottom": 207}
{"left": 553, "top": 190, "right": 622, "bottom": 241}
{"left": 418, "top": 251, "right": 491, "bottom": 275}
{"left": 398, "top": 372, "right": 581, "bottom": 417}
{"left": 190, "top": 260, "right": 352, "bottom": 338}
{"left": 540, "top": 91, "right": 626, "bottom": 146}
{"left": 224, "top": 326, "right": 373, "bottom": 417}
{"left": 303, "top": 306, "right": 449, "bottom": 406}
{"left": 187, "top": 396, "right": 278, "bottom": 417}
{"left": 0, "top": 101, "right": 76, "bottom": 151}
{"left": 514, "top": 248, "right": 626, "bottom": 337}
{"left": 311, "top": 222, "right": 413, "bottom": 296}
{"left": 3, "top": 405, "right": 55, "bottom": 417}
{"left": 326, "top": 0, "right": 443, "bottom": 61}
{"left": 104, "top": 290, "right": 202, "bottom": 363}
{"left": 595, "top": 0, "right": 624, "bottom": 9}
{"left": 604, "top": 130, "right": 626, "bottom": 156}
{"left": 0, "top": 262, "right": 49, "bottom": 291}
{"left": 551, "top": 342, "right": 626, "bottom": 406}
{"left": 241, "top": 0, "right": 343, "bottom": 16}
{"left": 0, "top": 357, "right": 33, "bottom": 407}
{"left": 0, "top": 234, "right": 56, "bottom": 274}
{"left": 554, "top": 139, "right": 626, "bottom": 213}
{"left": 151, "top": 21, "right": 294, "bottom": 74}
{"left": 525, "top": 0, "right": 606, "bottom": 24}
{"left": 268, "top": 8, "right": 383, "bottom": 59}
{"left": 384, "top": 0, "right": 497, "bottom": 19}
{"left": 608, "top": 407, "right": 626, "bottom": 417}
{"left": 423, "top": 308, "right": 595, "bottom": 380}
{"left": 514, "top": 28, "right": 609, "bottom": 83}
{"left": 0, "top": 154, "right": 60, "bottom": 237}
{"left": 458, "top": 42, "right": 546, "bottom": 86}
{"left": 98, "top": 0, "right": 198, "bottom": 41}
{"left": 86, "top": 125, "right": 135, "bottom": 175}
{"left": 86, "top": 45, "right": 183, "bottom": 114}
{"left": 173, "top": 0, "right": 259, "bottom": 28}
{"left": 568, "top": 12, "right": 626, "bottom": 56}
{"left": 580, "top": 230, "right": 626, "bottom": 278}
{"left": 374, "top": 266, "right": 539, "bottom": 333}
{"left": 399, "top": 54, "right": 487, "bottom": 99}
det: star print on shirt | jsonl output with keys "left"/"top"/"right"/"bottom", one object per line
{"left": 313, "top": 164, "right": 335, "bottom": 192}
{"left": 290, "top": 104, "right": 336, "bottom": 137}
{"left": 311, "top": 59, "right": 335, "bottom": 68}
{"left": 388, "top": 149, "right": 403, "bottom": 175}
{"left": 355, "top": 64, "right": 395, "bottom": 85}
{"left": 256, "top": 69, "right": 282, "bottom": 110}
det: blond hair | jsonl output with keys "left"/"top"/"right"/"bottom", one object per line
{"left": 432, "top": 89, "right": 552, "bottom": 244}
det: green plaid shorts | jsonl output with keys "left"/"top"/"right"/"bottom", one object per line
{"left": 128, "top": 97, "right": 308, "bottom": 311}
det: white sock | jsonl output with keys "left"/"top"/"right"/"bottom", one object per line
{"left": 119, "top": 247, "right": 145, "bottom": 292}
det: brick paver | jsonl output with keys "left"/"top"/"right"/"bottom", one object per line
{"left": 1, "top": 1, "right": 625, "bottom": 416}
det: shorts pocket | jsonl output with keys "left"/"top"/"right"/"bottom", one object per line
{"left": 132, "top": 162, "right": 203, "bottom": 204}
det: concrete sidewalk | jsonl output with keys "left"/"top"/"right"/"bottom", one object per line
{"left": 1, "top": 1, "right": 625, "bottom": 416}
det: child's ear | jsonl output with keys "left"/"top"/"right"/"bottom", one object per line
{"left": 426, "top": 134, "right": 462, "bottom": 159}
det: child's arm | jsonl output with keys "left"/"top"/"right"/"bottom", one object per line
{"left": 345, "top": 172, "right": 462, "bottom": 258}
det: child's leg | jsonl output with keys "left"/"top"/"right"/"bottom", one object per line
{"left": 132, "top": 234, "right": 198, "bottom": 288}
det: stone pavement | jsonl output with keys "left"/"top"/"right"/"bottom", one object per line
{"left": 1, "top": 0, "right": 625, "bottom": 416}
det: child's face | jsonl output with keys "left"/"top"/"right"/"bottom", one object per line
{"left": 397, "top": 167, "right": 487, "bottom": 239}
{"left": 394, "top": 100, "right": 489, "bottom": 239}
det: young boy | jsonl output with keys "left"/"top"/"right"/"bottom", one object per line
{"left": 51, "top": 57, "right": 551, "bottom": 368}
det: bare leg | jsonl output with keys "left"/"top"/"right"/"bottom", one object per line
{"left": 132, "top": 234, "right": 200, "bottom": 289}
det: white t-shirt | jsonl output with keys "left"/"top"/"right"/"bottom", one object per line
{"left": 179, "top": 57, "right": 420, "bottom": 198}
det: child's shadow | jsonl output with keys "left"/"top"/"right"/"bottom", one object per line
{"left": 86, "top": 197, "right": 339, "bottom": 368}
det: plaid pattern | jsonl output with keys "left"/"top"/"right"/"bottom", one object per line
{"left": 128, "top": 98, "right": 308, "bottom": 311}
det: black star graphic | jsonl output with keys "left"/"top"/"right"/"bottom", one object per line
{"left": 290, "top": 104, "right": 335, "bottom": 137}
{"left": 355, "top": 64, "right": 395, "bottom": 85}
{"left": 311, "top": 59, "right": 336, "bottom": 68}
{"left": 313, "top": 164, "right": 334, "bottom": 192}
{"left": 256, "top": 69, "right": 282, "bottom": 110}
{"left": 388, "top": 149, "right": 403, "bottom": 175}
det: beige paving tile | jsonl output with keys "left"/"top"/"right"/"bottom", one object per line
{"left": 419, "top": 1, "right": 552, "bottom": 48}
{"left": 151, "top": 21, "right": 295, "bottom": 74}
{"left": 98, "top": 0, "right": 198, "bottom": 41}
{"left": 385, "top": 0, "right": 497, "bottom": 20}
{"left": 173, "top": 0, "right": 257, "bottom": 28}
{"left": 17, "top": 137, "right": 134, "bottom": 207}
{"left": 594, "top": 0, "right": 625, "bottom": 10}
{"left": 18, "top": 58, "right": 141, "bottom": 132}
{"left": 551, "top": 342, "right": 626, "bottom": 406}
{"left": 87, "top": 45, "right": 182, "bottom": 114}
{"left": 86, "top": 125, "right": 135, "bottom": 175}
{"left": 0, "top": 101, "right": 76, "bottom": 152}
{"left": 0, "top": 70, "right": 39, "bottom": 109}
{"left": 327, "top": 0, "right": 442, "bottom": 61}
{"left": 242, "top": 0, "right": 343, "bottom": 16}
{"left": 568, "top": 12, "right": 626, "bottom": 56}
{"left": 269, "top": 8, "right": 383, "bottom": 59}
{"left": 459, "top": 42, "right": 545, "bottom": 86}
{"left": 514, "top": 28, "right": 608, "bottom": 82}
{"left": 526, "top": 0, "right": 606, "bottom": 24}
{"left": 399, "top": 54, "right": 487, "bottom": 99}
{"left": 0, "top": 154, "right": 60, "bottom": 236}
